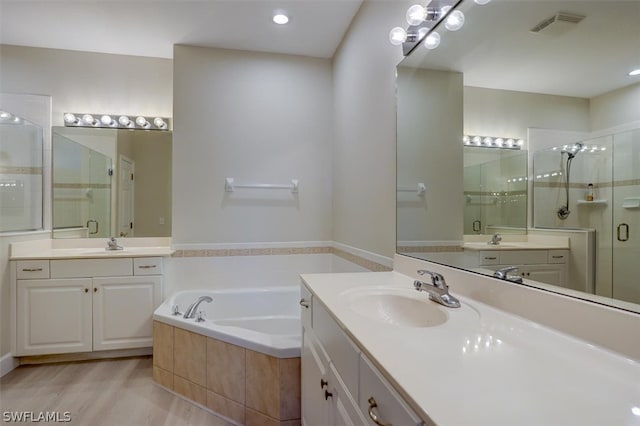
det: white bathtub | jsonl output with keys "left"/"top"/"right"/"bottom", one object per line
{"left": 153, "top": 286, "right": 301, "bottom": 358}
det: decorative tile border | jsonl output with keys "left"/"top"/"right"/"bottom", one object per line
{"left": 171, "top": 246, "right": 391, "bottom": 272}
{"left": 396, "top": 245, "right": 464, "bottom": 254}
{"left": 534, "top": 179, "right": 640, "bottom": 189}
{"left": 0, "top": 166, "right": 42, "bottom": 175}
{"left": 53, "top": 183, "right": 111, "bottom": 189}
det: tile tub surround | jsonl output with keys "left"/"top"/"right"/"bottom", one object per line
{"left": 153, "top": 322, "right": 301, "bottom": 426}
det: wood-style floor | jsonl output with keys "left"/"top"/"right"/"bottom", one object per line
{"left": 0, "top": 356, "right": 233, "bottom": 426}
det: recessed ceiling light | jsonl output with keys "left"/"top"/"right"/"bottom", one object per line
{"left": 273, "top": 13, "right": 289, "bottom": 25}
{"left": 629, "top": 68, "right": 640, "bottom": 76}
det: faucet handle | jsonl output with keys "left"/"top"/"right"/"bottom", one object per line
{"left": 417, "top": 270, "right": 447, "bottom": 289}
{"left": 196, "top": 311, "right": 206, "bottom": 322}
{"left": 171, "top": 304, "right": 181, "bottom": 316}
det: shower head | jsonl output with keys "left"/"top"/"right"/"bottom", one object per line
{"left": 561, "top": 142, "right": 583, "bottom": 159}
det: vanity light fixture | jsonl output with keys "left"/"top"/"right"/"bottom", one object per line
{"left": 389, "top": 0, "right": 490, "bottom": 55}
{"left": 0, "top": 110, "right": 24, "bottom": 125}
{"left": 63, "top": 113, "right": 171, "bottom": 131}
{"left": 463, "top": 135, "right": 524, "bottom": 150}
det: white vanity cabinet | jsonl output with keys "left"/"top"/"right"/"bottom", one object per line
{"left": 300, "top": 283, "right": 423, "bottom": 426}
{"left": 475, "top": 249, "right": 569, "bottom": 287}
{"left": 12, "top": 257, "right": 163, "bottom": 356}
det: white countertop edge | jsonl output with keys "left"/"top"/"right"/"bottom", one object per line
{"left": 10, "top": 237, "right": 174, "bottom": 260}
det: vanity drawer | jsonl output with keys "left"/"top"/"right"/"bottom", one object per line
{"left": 300, "top": 284, "right": 313, "bottom": 330}
{"left": 313, "top": 298, "right": 360, "bottom": 397}
{"left": 16, "top": 260, "right": 50, "bottom": 279}
{"left": 479, "top": 251, "right": 500, "bottom": 265}
{"left": 50, "top": 258, "right": 132, "bottom": 278}
{"left": 499, "top": 250, "right": 548, "bottom": 265}
{"left": 548, "top": 250, "right": 568, "bottom": 264}
{"left": 359, "top": 355, "right": 423, "bottom": 426}
{"left": 133, "top": 257, "right": 163, "bottom": 275}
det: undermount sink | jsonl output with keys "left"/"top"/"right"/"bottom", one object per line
{"left": 344, "top": 287, "right": 451, "bottom": 327}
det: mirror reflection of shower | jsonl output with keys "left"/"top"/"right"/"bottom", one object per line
{"left": 557, "top": 142, "right": 583, "bottom": 220}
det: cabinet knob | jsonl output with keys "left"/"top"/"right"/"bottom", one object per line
{"left": 94, "top": 287, "right": 98, "bottom": 292}
{"left": 84, "top": 288, "right": 89, "bottom": 293}
{"left": 320, "top": 379, "right": 328, "bottom": 389}
{"left": 299, "top": 298, "right": 310, "bottom": 309}
{"left": 324, "top": 389, "right": 333, "bottom": 400}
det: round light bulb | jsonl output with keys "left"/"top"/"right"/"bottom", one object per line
{"left": 423, "top": 31, "right": 440, "bottom": 49}
{"left": 1, "top": 111, "right": 11, "bottom": 119}
{"left": 463, "top": 135, "right": 470, "bottom": 144}
{"left": 517, "top": 139, "right": 525, "bottom": 146}
{"left": 153, "top": 117, "right": 166, "bottom": 129}
{"left": 472, "top": 136, "right": 482, "bottom": 145}
{"left": 495, "top": 138, "right": 504, "bottom": 147}
{"left": 506, "top": 139, "right": 514, "bottom": 147}
{"left": 483, "top": 137, "right": 493, "bottom": 145}
{"left": 12, "top": 116, "right": 22, "bottom": 124}
{"left": 135, "top": 116, "right": 149, "bottom": 128}
{"left": 64, "top": 113, "right": 77, "bottom": 124}
{"left": 82, "top": 114, "right": 95, "bottom": 125}
{"left": 389, "top": 27, "right": 408, "bottom": 46}
{"left": 444, "top": 10, "right": 465, "bottom": 31}
{"left": 474, "top": 0, "right": 491, "bottom": 4}
{"left": 418, "top": 27, "right": 429, "bottom": 40}
{"left": 273, "top": 13, "right": 289, "bottom": 25}
{"left": 118, "top": 116, "right": 130, "bottom": 126}
{"left": 628, "top": 69, "right": 640, "bottom": 76}
{"left": 406, "top": 4, "right": 427, "bottom": 26}
{"left": 100, "top": 115, "right": 113, "bottom": 126}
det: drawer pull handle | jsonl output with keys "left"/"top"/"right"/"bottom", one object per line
{"left": 320, "top": 379, "right": 328, "bottom": 389}
{"left": 22, "top": 268, "right": 43, "bottom": 272}
{"left": 138, "top": 265, "right": 157, "bottom": 269}
{"left": 299, "top": 298, "right": 310, "bottom": 308}
{"left": 368, "top": 397, "right": 392, "bottom": 426}
{"left": 484, "top": 257, "right": 497, "bottom": 260}
{"left": 324, "top": 390, "right": 333, "bottom": 400}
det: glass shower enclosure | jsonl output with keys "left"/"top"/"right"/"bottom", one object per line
{"left": 533, "top": 129, "right": 640, "bottom": 305}
{"left": 52, "top": 133, "right": 112, "bottom": 238}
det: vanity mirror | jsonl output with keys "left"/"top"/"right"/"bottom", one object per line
{"left": 396, "top": 0, "right": 640, "bottom": 311}
{"left": 52, "top": 127, "right": 172, "bottom": 239}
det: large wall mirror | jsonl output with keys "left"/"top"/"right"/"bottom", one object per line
{"left": 396, "top": 0, "right": 640, "bottom": 313}
{"left": 52, "top": 127, "right": 172, "bottom": 239}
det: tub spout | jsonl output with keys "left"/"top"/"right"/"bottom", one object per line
{"left": 183, "top": 296, "right": 213, "bottom": 319}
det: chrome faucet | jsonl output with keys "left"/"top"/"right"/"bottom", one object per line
{"left": 106, "top": 237, "right": 123, "bottom": 251}
{"left": 493, "top": 266, "right": 523, "bottom": 284}
{"left": 414, "top": 270, "right": 461, "bottom": 308}
{"left": 487, "top": 233, "right": 502, "bottom": 245}
{"left": 183, "top": 296, "right": 213, "bottom": 319}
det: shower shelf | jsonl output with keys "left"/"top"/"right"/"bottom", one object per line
{"left": 576, "top": 199, "right": 607, "bottom": 206}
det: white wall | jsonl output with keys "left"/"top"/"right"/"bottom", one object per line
{"left": 0, "top": 45, "right": 172, "bottom": 126}
{"left": 332, "top": 0, "right": 410, "bottom": 258}
{"left": 590, "top": 82, "right": 640, "bottom": 131}
{"left": 172, "top": 45, "right": 333, "bottom": 244}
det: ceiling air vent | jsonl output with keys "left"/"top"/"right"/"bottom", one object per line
{"left": 530, "top": 12, "right": 586, "bottom": 35}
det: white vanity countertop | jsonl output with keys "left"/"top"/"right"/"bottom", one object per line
{"left": 301, "top": 271, "right": 640, "bottom": 426}
{"left": 463, "top": 234, "right": 570, "bottom": 251}
{"left": 10, "top": 237, "right": 174, "bottom": 260}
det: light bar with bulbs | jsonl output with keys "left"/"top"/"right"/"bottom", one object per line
{"left": 63, "top": 113, "right": 170, "bottom": 131}
{"left": 389, "top": 0, "right": 491, "bottom": 56}
{"left": 463, "top": 135, "right": 525, "bottom": 150}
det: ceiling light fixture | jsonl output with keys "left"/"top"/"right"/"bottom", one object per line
{"left": 273, "top": 13, "right": 289, "bottom": 25}
{"left": 629, "top": 69, "right": 640, "bottom": 76}
{"left": 63, "top": 113, "right": 171, "bottom": 131}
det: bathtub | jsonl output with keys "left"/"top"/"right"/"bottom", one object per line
{"left": 153, "top": 286, "right": 301, "bottom": 358}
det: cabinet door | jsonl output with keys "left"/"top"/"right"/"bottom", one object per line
{"left": 521, "top": 265, "right": 565, "bottom": 286}
{"left": 92, "top": 276, "right": 162, "bottom": 351}
{"left": 301, "top": 328, "right": 330, "bottom": 426}
{"left": 16, "top": 278, "right": 92, "bottom": 356}
{"left": 329, "top": 363, "right": 367, "bottom": 426}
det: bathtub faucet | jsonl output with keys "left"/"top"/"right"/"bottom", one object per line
{"left": 183, "top": 296, "right": 213, "bottom": 319}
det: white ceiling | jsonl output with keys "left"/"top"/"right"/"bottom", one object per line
{"left": 0, "top": 0, "right": 364, "bottom": 59}
{"left": 400, "top": 0, "right": 640, "bottom": 99}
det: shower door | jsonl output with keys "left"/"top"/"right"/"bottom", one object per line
{"left": 611, "top": 129, "right": 640, "bottom": 304}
